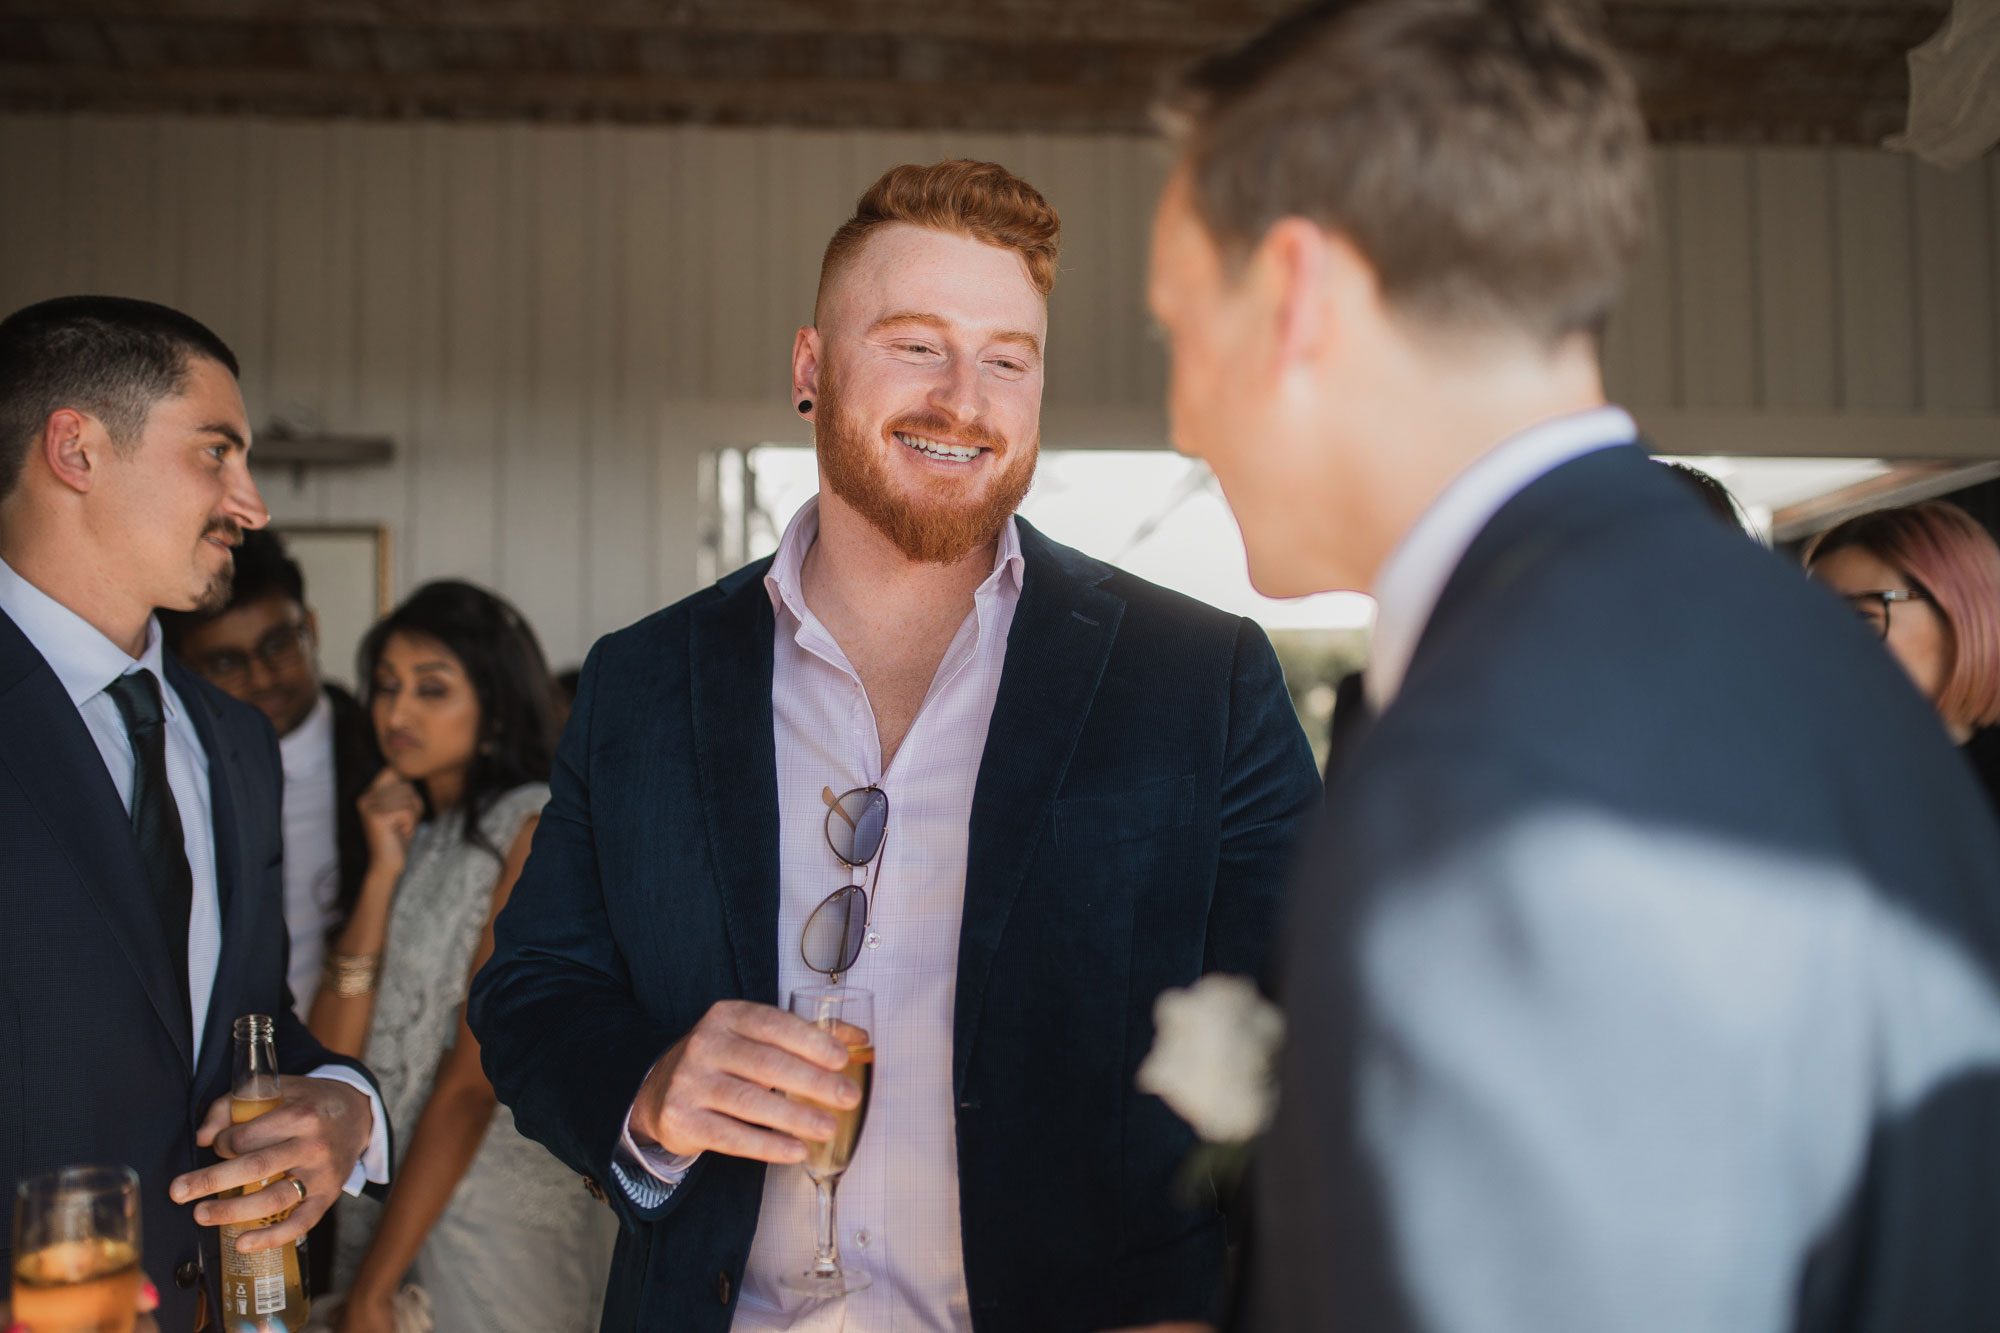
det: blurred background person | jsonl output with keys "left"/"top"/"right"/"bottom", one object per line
{"left": 162, "top": 528, "right": 385, "bottom": 1019}
{"left": 311, "top": 580, "right": 614, "bottom": 1333}
{"left": 1806, "top": 500, "right": 2000, "bottom": 815}
{"left": 1658, "top": 459, "right": 1749, "bottom": 531}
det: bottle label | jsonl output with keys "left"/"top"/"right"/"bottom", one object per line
{"left": 221, "top": 1224, "right": 288, "bottom": 1317}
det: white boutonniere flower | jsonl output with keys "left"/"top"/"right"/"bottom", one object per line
{"left": 1137, "top": 973, "right": 1285, "bottom": 1154}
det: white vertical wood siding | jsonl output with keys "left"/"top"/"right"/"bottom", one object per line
{"left": 1, "top": 115, "right": 1995, "bottom": 666}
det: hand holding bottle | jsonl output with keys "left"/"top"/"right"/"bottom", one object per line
{"left": 169, "top": 1074, "right": 371, "bottom": 1248}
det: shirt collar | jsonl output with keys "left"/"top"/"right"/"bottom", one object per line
{"left": 0, "top": 554, "right": 177, "bottom": 717}
{"left": 280, "top": 688, "right": 336, "bottom": 777}
{"left": 762, "top": 495, "right": 1026, "bottom": 631}
{"left": 1367, "top": 405, "right": 1637, "bottom": 712}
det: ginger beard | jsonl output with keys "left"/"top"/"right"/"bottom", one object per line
{"left": 814, "top": 357, "right": 1038, "bottom": 565}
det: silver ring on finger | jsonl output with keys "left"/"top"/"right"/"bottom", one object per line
{"left": 286, "top": 1176, "right": 307, "bottom": 1206}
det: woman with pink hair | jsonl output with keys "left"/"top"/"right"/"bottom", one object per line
{"left": 1807, "top": 500, "right": 2000, "bottom": 813}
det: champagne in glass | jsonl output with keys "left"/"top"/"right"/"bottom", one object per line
{"left": 797, "top": 1044, "right": 873, "bottom": 1181}
{"left": 217, "top": 1015, "right": 309, "bottom": 1332}
{"left": 11, "top": 1164, "right": 142, "bottom": 1333}
{"left": 778, "top": 986, "right": 874, "bottom": 1298}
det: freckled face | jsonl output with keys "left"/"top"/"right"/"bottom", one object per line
{"left": 805, "top": 224, "right": 1047, "bottom": 563}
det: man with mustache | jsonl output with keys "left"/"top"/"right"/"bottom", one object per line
{"left": 0, "top": 296, "right": 390, "bottom": 1332}
{"left": 471, "top": 160, "right": 1320, "bottom": 1332}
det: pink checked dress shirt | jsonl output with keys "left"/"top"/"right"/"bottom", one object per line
{"left": 629, "top": 496, "right": 1023, "bottom": 1331}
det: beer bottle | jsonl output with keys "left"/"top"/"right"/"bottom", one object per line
{"left": 217, "top": 1015, "right": 310, "bottom": 1331}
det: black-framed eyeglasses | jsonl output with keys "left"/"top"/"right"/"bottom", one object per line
{"left": 1843, "top": 588, "right": 1933, "bottom": 641}
{"left": 801, "top": 785, "right": 889, "bottom": 982}
{"left": 191, "top": 621, "right": 311, "bottom": 685}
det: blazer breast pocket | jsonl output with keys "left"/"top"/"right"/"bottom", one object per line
{"left": 1053, "top": 773, "right": 1196, "bottom": 848}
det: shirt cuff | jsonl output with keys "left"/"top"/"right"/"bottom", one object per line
{"left": 613, "top": 1102, "right": 699, "bottom": 1207}
{"left": 307, "top": 1064, "right": 391, "bottom": 1196}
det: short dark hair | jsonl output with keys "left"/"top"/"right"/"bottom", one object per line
{"left": 0, "top": 295, "right": 240, "bottom": 502}
{"left": 1160, "top": 0, "right": 1651, "bottom": 345}
{"left": 1657, "top": 461, "right": 1746, "bottom": 530}
{"left": 358, "top": 580, "right": 558, "bottom": 855}
{"left": 158, "top": 529, "right": 307, "bottom": 653}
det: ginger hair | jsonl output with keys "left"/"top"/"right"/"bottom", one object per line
{"left": 815, "top": 160, "right": 1061, "bottom": 321}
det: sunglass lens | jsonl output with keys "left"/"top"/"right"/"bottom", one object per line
{"left": 826, "top": 787, "right": 889, "bottom": 866}
{"left": 802, "top": 885, "right": 868, "bottom": 975}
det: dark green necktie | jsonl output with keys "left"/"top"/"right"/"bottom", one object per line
{"left": 104, "top": 669, "right": 193, "bottom": 1003}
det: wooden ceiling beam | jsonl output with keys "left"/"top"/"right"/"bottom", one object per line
{"left": 0, "top": 1, "right": 1301, "bottom": 45}
{"left": 0, "top": 61, "right": 1160, "bottom": 132}
{"left": 0, "top": 1, "right": 1945, "bottom": 146}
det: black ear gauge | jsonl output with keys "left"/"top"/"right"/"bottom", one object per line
{"left": 797, "top": 398, "right": 813, "bottom": 414}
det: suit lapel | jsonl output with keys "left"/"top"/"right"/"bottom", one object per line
{"left": 689, "top": 564, "right": 783, "bottom": 1005}
{"left": 953, "top": 523, "right": 1123, "bottom": 1095}
{"left": 0, "top": 609, "right": 195, "bottom": 1068}
{"left": 172, "top": 659, "right": 250, "bottom": 1091}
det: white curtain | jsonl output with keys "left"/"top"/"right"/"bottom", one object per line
{"left": 1887, "top": 0, "right": 2000, "bottom": 169}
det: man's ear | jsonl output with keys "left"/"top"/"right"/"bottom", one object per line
{"left": 1264, "top": 220, "right": 1383, "bottom": 375}
{"left": 791, "top": 325, "right": 823, "bottom": 419}
{"left": 302, "top": 604, "right": 319, "bottom": 645}
{"left": 42, "top": 408, "right": 101, "bottom": 495}
{"left": 1262, "top": 218, "right": 1330, "bottom": 369}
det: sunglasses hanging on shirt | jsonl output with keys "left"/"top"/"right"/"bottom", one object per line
{"left": 801, "top": 785, "right": 889, "bottom": 982}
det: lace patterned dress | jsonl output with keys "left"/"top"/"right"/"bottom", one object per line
{"left": 331, "top": 784, "right": 617, "bottom": 1333}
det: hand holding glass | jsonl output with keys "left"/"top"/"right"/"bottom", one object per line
{"left": 779, "top": 986, "right": 875, "bottom": 1298}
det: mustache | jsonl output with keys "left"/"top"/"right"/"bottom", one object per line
{"left": 884, "top": 409, "right": 1009, "bottom": 453}
{"left": 204, "top": 519, "right": 244, "bottom": 547}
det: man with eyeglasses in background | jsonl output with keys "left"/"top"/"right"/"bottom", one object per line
{"left": 162, "top": 528, "right": 383, "bottom": 1021}
{"left": 471, "top": 159, "right": 1321, "bottom": 1333}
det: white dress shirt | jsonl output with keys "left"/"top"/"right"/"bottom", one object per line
{"left": 278, "top": 691, "right": 342, "bottom": 1017}
{"left": 620, "top": 497, "right": 1021, "bottom": 1331}
{"left": 0, "top": 557, "right": 389, "bottom": 1196}
{"left": 1367, "top": 406, "right": 1638, "bottom": 712}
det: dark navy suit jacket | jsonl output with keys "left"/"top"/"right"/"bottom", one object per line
{"left": 0, "top": 607, "right": 383, "bottom": 1333}
{"left": 1249, "top": 446, "right": 2000, "bottom": 1332}
{"left": 470, "top": 520, "right": 1321, "bottom": 1332}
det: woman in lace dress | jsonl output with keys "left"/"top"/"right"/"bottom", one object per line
{"left": 308, "top": 581, "right": 616, "bottom": 1333}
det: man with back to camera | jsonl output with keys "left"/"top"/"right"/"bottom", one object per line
{"left": 161, "top": 528, "right": 386, "bottom": 1020}
{"left": 470, "top": 160, "right": 1322, "bottom": 1331}
{"left": 1145, "top": 2, "right": 2000, "bottom": 1329}
{"left": 0, "top": 296, "right": 392, "bottom": 1332}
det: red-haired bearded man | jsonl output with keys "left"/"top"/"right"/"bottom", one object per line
{"left": 471, "top": 159, "right": 1321, "bottom": 1333}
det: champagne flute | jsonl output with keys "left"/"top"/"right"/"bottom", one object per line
{"left": 11, "top": 1164, "right": 143, "bottom": 1333}
{"left": 778, "top": 985, "right": 874, "bottom": 1298}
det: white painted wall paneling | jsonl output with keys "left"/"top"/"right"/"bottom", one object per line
{"left": 1, "top": 116, "right": 1995, "bottom": 668}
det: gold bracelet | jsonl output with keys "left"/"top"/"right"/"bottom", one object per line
{"left": 324, "top": 952, "right": 381, "bottom": 997}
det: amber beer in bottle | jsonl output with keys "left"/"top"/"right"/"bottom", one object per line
{"left": 217, "top": 1015, "right": 309, "bottom": 1331}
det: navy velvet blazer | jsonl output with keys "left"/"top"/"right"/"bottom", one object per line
{"left": 0, "top": 607, "right": 383, "bottom": 1333}
{"left": 470, "top": 520, "right": 1321, "bottom": 1332}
